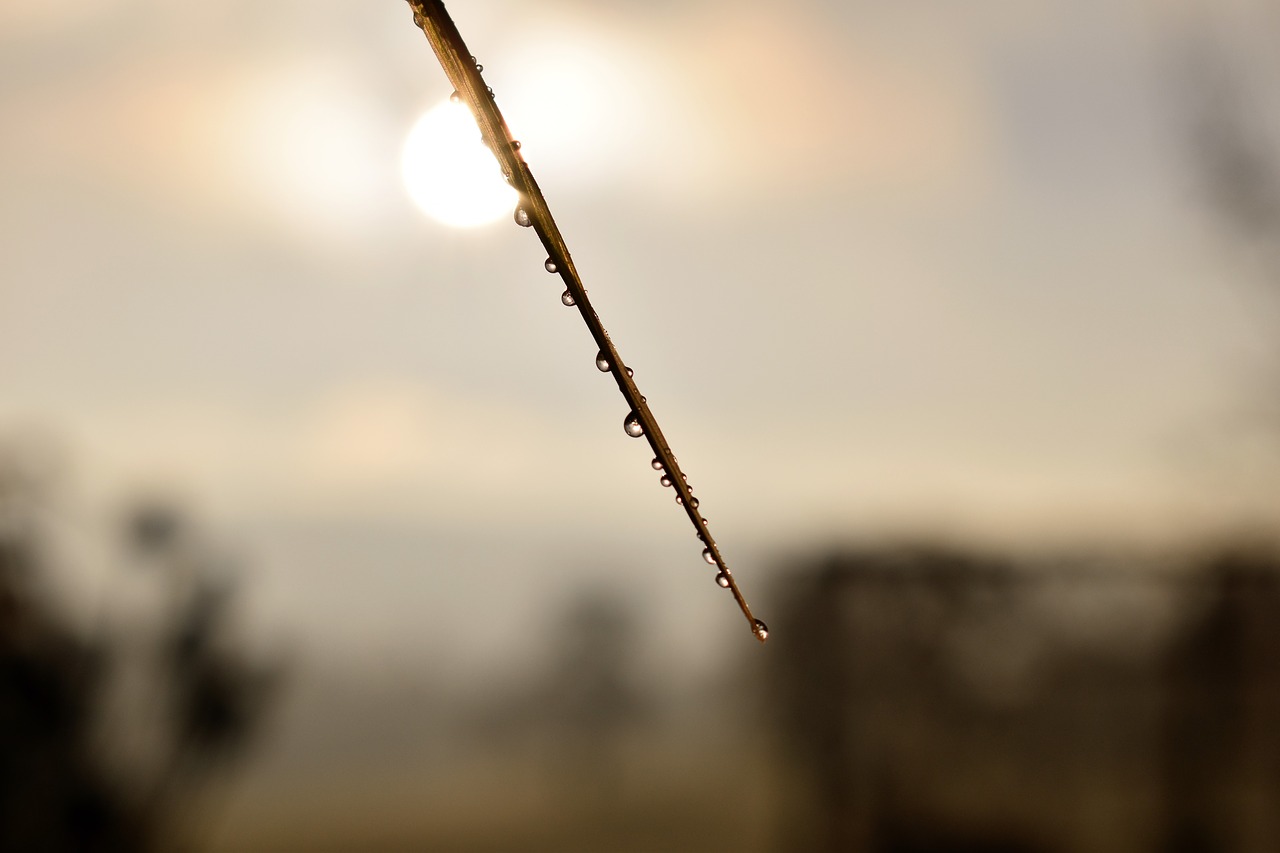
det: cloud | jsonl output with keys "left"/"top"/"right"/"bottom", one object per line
{"left": 666, "top": 7, "right": 991, "bottom": 199}
{"left": 56, "top": 381, "right": 643, "bottom": 529}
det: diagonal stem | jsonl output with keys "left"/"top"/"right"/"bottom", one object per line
{"left": 407, "top": 0, "right": 767, "bottom": 643}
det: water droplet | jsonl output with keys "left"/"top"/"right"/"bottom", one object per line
{"left": 470, "top": 55, "right": 477, "bottom": 64}
{"left": 449, "top": 90, "right": 462, "bottom": 103}
{"left": 487, "top": 86, "right": 495, "bottom": 98}
{"left": 660, "top": 475, "right": 672, "bottom": 487}
{"left": 561, "top": 290, "right": 576, "bottom": 306}
{"left": 625, "top": 367, "right": 634, "bottom": 378}
{"left": 702, "top": 548, "right": 715, "bottom": 565}
{"left": 475, "top": 63, "right": 484, "bottom": 72}
{"left": 544, "top": 258, "right": 558, "bottom": 274}
{"left": 753, "top": 619, "right": 769, "bottom": 640}
{"left": 716, "top": 573, "right": 730, "bottom": 588}
{"left": 514, "top": 207, "right": 532, "bottom": 227}
{"left": 623, "top": 412, "right": 644, "bottom": 437}
{"left": 690, "top": 498, "right": 700, "bottom": 509}
{"left": 651, "top": 457, "right": 664, "bottom": 471}
{"left": 512, "top": 140, "right": 522, "bottom": 150}
{"left": 675, "top": 495, "right": 684, "bottom": 506}
{"left": 595, "top": 351, "right": 611, "bottom": 372}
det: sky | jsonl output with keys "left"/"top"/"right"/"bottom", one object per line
{"left": 2, "top": 0, "right": 1279, "bottom": 674}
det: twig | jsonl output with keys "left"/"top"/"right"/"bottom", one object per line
{"left": 406, "top": 0, "right": 767, "bottom": 643}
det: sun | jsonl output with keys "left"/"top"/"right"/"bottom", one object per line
{"left": 401, "top": 100, "right": 517, "bottom": 228}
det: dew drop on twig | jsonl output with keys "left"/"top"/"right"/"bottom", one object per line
{"left": 561, "top": 290, "right": 576, "bottom": 306}
{"left": 475, "top": 63, "right": 484, "bottom": 72}
{"left": 689, "top": 497, "right": 700, "bottom": 509}
{"left": 660, "top": 475, "right": 672, "bottom": 487}
{"left": 512, "top": 140, "right": 521, "bottom": 150}
{"left": 625, "top": 367, "right": 634, "bottom": 378}
{"left": 623, "top": 411, "right": 644, "bottom": 437}
{"left": 702, "top": 547, "right": 715, "bottom": 564}
{"left": 514, "top": 207, "right": 532, "bottom": 227}
{"left": 595, "top": 351, "right": 611, "bottom": 372}
{"left": 449, "top": 90, "right": 461, "bottom": 103}
{"left": 753, "top": 619, "right": 769, "bottom": 640}
{"left": 651, "top": 457, "right": 664, "bottom": 471}
{"left": 716, "top": 573, "right": 730, "bottom": 588}
{"left": 544, "top": 258, "right": 558, "bottom": 274}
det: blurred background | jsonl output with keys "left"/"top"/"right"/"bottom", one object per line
{"left": 2, "top": 0, "right": 1280, "bottom": 850}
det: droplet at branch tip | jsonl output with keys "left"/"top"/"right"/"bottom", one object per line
{"left": 406, "top": 0, "right": 766, "bottom": 645}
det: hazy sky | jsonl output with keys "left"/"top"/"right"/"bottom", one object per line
{"left": 3, "top": 0, "right": 1279, "bottom": 670}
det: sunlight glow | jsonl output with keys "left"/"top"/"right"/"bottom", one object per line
{"left": 499, "top": 34, "right": 649, "bottom": 184}
{"left": 401, "top": 100, "right": 516, "bottom": 228}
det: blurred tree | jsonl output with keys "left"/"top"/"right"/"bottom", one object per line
{"left": 1181, "top": 18, "right": 1280, "bottom": 420}
{"left": 0, "top": 525, "right": 141, "bottom": 850}
{"left": 542, "top": 590, "right": 648, "bottom": 799}
{"left": 0, "top": 447, "right": 280, "bottom": 852}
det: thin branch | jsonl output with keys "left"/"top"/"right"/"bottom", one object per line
{"left": 407, "top": 0, "right": 767, "bottom": 642}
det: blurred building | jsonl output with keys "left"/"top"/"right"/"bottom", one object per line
{"left": 770, "top": 546, "right": 1280, "bottom": 853}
